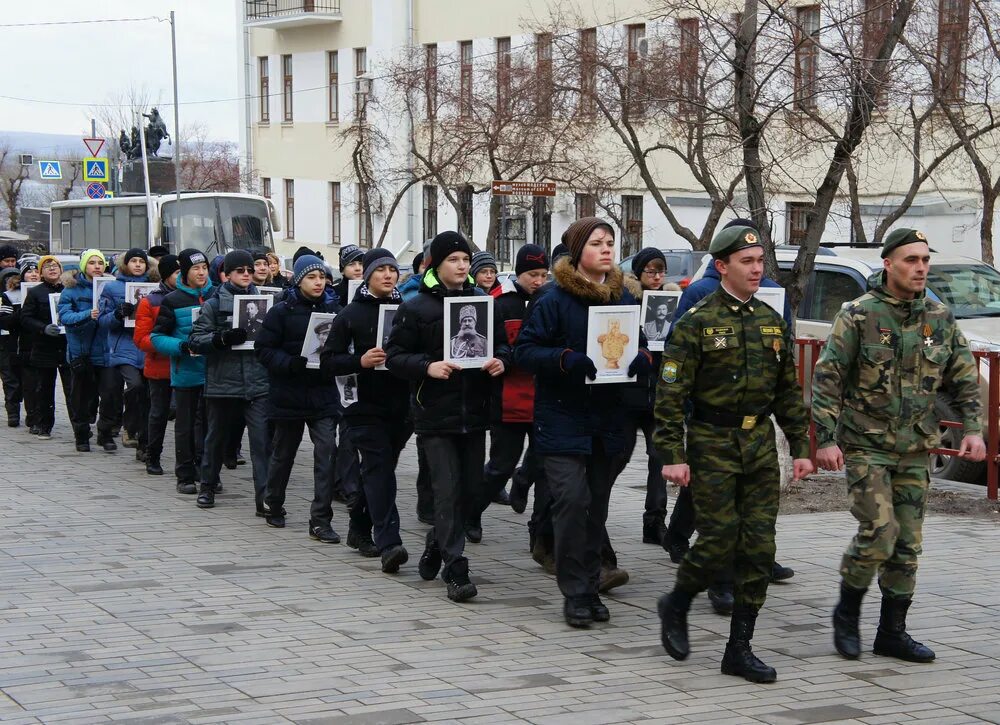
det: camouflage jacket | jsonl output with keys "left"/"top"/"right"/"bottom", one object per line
{"left": 811, "top": 284, "right": 982, "bottom": 453}
{"left": 653, "top": 287, "right": 811, "bottom": 472}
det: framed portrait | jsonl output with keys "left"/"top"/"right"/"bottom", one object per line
{"left": 19, "top": 281, "right": 40, "bottom": 302}
{"left": 231, "top": 294, "right": 273, "bottom": 350}
{"left": 755, "top": 287, "right": 786, "bottom": 318}
{"left": 190, "top": 307, "right": 200, "bottom": 324}
{"left": 300, "top": 312, "right": 337, "bottom": 369}
{"left": 374, "top": 304, "right": 399, "bottom": 371}
{"left": 641, "top": 290, "right": 681, "bottom": 351}
{"left": 123, "top": 282, "right": 159, "bottom": 328}
{"left": 257, "top": 286, "right": 283, "bottom": 297}
{"left": 585, "top": 305, "right": 640, "bottom": 384}
{"left": 92, "top": 275, "right": 116, "bottom": 310}
{"left": 443, "top": 296, "right": 493, "bottom": 369}
{"left": 48, "top": 293, "right": 65, "bottom": 334}
{"left": 347, "top": 278, "right": 362, "bottom": 304}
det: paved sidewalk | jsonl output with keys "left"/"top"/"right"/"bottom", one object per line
{"left": 1, "top": 421, "right": 999, "bottom": 725}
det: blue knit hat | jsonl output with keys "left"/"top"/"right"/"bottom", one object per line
{"left": 293, "top": 254, "right": 327, "bottom": 286}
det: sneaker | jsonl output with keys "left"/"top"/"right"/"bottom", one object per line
{"left": 346, "top": 528, "right": 379, "bottom": 557}
{"left": 256, "top": 502, "right": 284, "bottom": 518}
{"left": 121, "top": 431, "right": 138, "bottom": 449}
{"left": 418, "top": 530, "right": 442, "bottom": 581}
{"left": 381, "top": 545, "right": 409, "bottom": 574}
{"left": 443, "top": 560, "right": 478, "bottom": 602}
{"left": 309, "top": 524, "right": 341, "bottom": 544}
{"left": 176, "top": 481, "right": 197, "bottom": 495}
{"left": 28, "top": 425, "right": 40, "bottom": 435}
{"left": 265, "top": 514, "right": 286, "bottom": 528}
{"left": 37, "top": 430, "right": 52, "bottom": 440}
{"left": 235, "top": 452, "right": 246, "bottom": 465}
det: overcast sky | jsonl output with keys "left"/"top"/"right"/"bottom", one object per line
{"left": 0, "top": 1, "right": 240, "bottom": 142}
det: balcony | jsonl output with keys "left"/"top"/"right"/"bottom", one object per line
{"left": 245, "top": 1, "right": 342, "bottom": 29}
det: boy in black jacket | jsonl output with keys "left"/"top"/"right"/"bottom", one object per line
{"left": 385, "top": 232, "right": 505, "bottom": 602}
{"left": 321, "top": 248, "right": 411, "bottom": 572}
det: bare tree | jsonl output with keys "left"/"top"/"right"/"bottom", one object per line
{"left": 90, "top": 85, "right": 162, "bottom": 171}
{"left": 179, "top": 124, "right": 239, "bottom": 192}
{"left": 0, "top": 141, "right": 31, "bottom": 231}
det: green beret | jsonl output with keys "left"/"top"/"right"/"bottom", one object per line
{"left": 881, "top": 228, "right": 928, "bottom": 258}
{"left": 709, "top": 225, "right": 762, "bottom": 258}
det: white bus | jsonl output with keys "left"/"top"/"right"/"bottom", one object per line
{"left": 49, "top": 192, "right": 281, "bottom": 256}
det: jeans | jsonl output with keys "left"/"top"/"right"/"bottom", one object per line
{"left": 0, "top": 349, "right": 22, "bottom": 422}
{"left": 616, "top": 410, "right": 667, "bottom": 525}
{"left": 266, "top": 416, "right": 338, "bottom": 528}
{"left": 346, "top": 420, "right": 412, "bottom": 552}
{"left": 30, "top": 365, "right": 73, "bottom": 434}
{"left": 203, "top": 396, "right": 271, "bottom": 506}
{"left": 118, "top": 364, "right": 149, "bottom": 448}
{"left": 146, "top": 378, "right": 171, "bottom": 462}
{"left": 173, "top": 386, "right": 205, "bottom": 484}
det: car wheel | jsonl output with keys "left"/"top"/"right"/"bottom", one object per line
{"left": 930, "top": 398, "right": 986, "bottom": 484}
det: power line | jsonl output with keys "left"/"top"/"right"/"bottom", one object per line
{"left": 0, "top": 16, "right": 166, "bottom": 28}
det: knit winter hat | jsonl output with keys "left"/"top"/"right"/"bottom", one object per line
{"left": 550, "top": 243, "right": 570, "bottom": 262}
{"left": 470, "top": 250, "right": 498, "bottom": 278}
{"left": 38, "top": 255, "right": 62, "bottom": 273}
{"left": 411, "top": 252, "right": 424, "bottom": 272}
{"left": 428, "top": 231, "right": 472, "bottom": 272}
{"left": 252, "top": 249, "right": 269, "bottom": 263}
{"left": 178, "top": 248, "right": 209, "bottom": 284}
{"left": 147, "top": 245, "right": 169, "bottom": 259}
{"left": 361, "top": 248, "right": 399, "bottom": 283}
{"left": 79, "top": 248, "right": 107, "bottom": 274}
{"left": 563, "top": 217, "right": 614, "bottom": 267}
{"left": 223, "top": 249, "right": 255, "bottom": 274}
{"left": 293, "top": 246, "right": 322, "bottom": 264}
{"left": 631, "top": 247, "right": 666, "bottom": 277}
{"left": 515, "top": 244, "right": 549, "bottom": 276}
{"left": 0, "top": 245, "right": 18, "bottom": 262}
{"left": 339, "top": 244, "right": 364, "bottom": 271}
{"left": 292, "top": 254, "right": 327, "bottom": 287}
{"left": 18, "top": 257, "right": 38, "bottom": 275}
{"left": 157, "top": 254, "right": 180, "bottom": 282}
{"left": 122, "top": 248, "right": 149, "bottom": 268}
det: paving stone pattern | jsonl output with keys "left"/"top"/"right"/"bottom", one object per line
{"left": 1, "top": 414, "right": 999, "bottom": 724}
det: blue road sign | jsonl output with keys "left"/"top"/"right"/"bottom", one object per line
{"left": 38, "top": 160, "right": 62, "bottom": 180}
{"left": 83, "top": 157, "right": 109, "bottom": 182}
{"left": 86, "top": 182, "right": 106, "bottom": 200}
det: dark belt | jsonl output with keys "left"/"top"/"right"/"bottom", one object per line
{"left": 691, "top": 405, "right": 771, "bottom": 430}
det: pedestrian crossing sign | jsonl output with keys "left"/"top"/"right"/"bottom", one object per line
{"left": 83, "top": 157, "right": 109, "bottom": 182}
{"left": 38, "top": 160, "right": 62, "bottom": 179}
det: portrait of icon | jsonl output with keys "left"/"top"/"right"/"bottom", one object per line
{"left": 641, "top": 290, "right": 681, "bottom": 351}
{"left": 231, "top": 294, "right": 273, "bottom": 350}
{"left": 257, "top": 286, "right": 283, "bottom": 297}
{"left": 124, "top": 282, "right": 159, "bottom": 328}
{"left": 585, "top": 305, "right": 640, "bottom": 384}
{"left": 48, "top": 292, "right": 65, "bottom": 334}
{"left": 443, "top": 296, "right": 493, "bottom": 368}
{"left": 300, "top": 312, "right": 337, "bottom": 369}
{"left": 375, "top": 304, "right": 399, "bottom": 370}
{"left": 92, "top": 275, "right": 115, "bottom": 310}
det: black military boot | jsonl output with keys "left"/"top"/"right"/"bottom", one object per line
{"left": 721, "top": 606, "right": 777, "bottom": 683}
{"left": 418, "top": 529, "right": 442, "bottom": 581}
{"left": 465, "top": 515, "right": 483, "bottom": 544}
{"left": 563, "top": 596, "right": 593, "bottom": 628}
{"left": 657, "top": 589, "right": 693, "bottom": 660}
{"left": 872, "top": 596, "right": 935, "bottom": 662}
{"left": 146, "top": 458, "right": 164, "bottom": 476}
{"left": 708, "top": 586, "right": 735, "bottom": 616}
{"left": 346, "top": 527, "right": 379, "bottom": 557}
{"left": 443, "top": 558, "right": 477, "bottom": 602}
{"left": 832, "top": 583, "right": 866, "bottom": 659}
{"left": 196, "top": 483, "right": 215, "bottom": 509}
{"left": 508, "top": 468, "right": 530, "bottom": 514}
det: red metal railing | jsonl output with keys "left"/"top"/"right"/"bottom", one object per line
{"left": 795, "top": 339, "right": 1000, "bottom": 500}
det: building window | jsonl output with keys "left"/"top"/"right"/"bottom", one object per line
{"left": 354, "top": 47, "right": 369, "bottom": 120}
{"left": 261, "top": 177, "right": 271, "bottom": 199}
{"left": 786, "top": 202, "right": 811, "bottom": 244}
{"left": 458, "top": 185, "right": 474, "bottom": 238}
{"left": 425, "top": 43, "right": 437, "bottom": 119}
{"left": 861, "top": 0, "right": 894, "bottom": 104}
{"left": 459, "top": 41, "right": 473, "bottom": 118}
{"left": 793, "top": 6, "right": 820, "bottom": 111}
{"left": 936, "top": 0, "right": 970, "bottom": 102}
{"left": 536, "top": 33, "right": 553, "bottom": 118}
{"left": 258, "top": 57, "right": 270, "bottom": 123}
{"left": 281, "top": 54, "right": 293, "bottom": 122}
{"left": 423, "top": 185, "right": 438, "bottom": 241}
{"left": 327, "top": 51, "right": 339, "bottom": 122}
{"left": 678, "top": 18, "right": 700, "bottom": 107}
{"left": 622, "top": 195, "right": 643, "bottom": 257}
{"left": 357, "top": 184, "right": 372, "bottom": 248}
{"left": 575, "top": 192, "right": 596, "bottom": 219}
{"left": 626, "top": 24, "right": 647, "bottom": 118}
{"left": 331, "top": 182, "right": 341, "bottom": 245}
{"left": 579, "top": 28, "right": 597, "bottom": 118}
{"left": 284, "top": 179, "right": 295, "bottom": 239}
{"left": 496, "top": 37, "right": 511, "bottom": 118}
{"left": 532, "top": 197, "right": 551, "bottom": 253}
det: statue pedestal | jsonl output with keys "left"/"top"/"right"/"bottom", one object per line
{"left": 122, "top": 157, "right": 178, "bottom": 195}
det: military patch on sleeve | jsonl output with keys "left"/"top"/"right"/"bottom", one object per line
{"left": 760, "top": 326, "right": 782, "bottom": 335}
{"left": 662, "top": 360, "right": 679, "bottom": 383}
{"left": 703, "top": 326, "right": 735, "bottom": 336}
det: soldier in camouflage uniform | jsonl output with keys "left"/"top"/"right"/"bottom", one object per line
{"left": 813, "top": 228, "right": 986, "bottom": 663}
{"left": 654, "top": 226, "right": 813, "bottom": 683}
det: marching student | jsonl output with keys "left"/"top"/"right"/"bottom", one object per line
{"left": 322, "top": 248, "right": 411, "bottom": 573}
{"left": 333, "top": 244, "right": 365, "bottom": 306}
{"left": 331, "top": 244, "right": 365, "bottom": 505}
{"left": 255, "top": 254, "right": 342, "bottom": 542}
{"left": 251, "top": 250, "right": 273, "bottom": 287}
{"left": 0, "top": 267, "right": 24, "bottom": 427}
{"left": 6, "top": 259, "right": 42, "bottom": 432}
{"left": 266, "top": 252, "right": 290, "bottom": 288}
{"left": 470, "top": 250, "right": 499, "bottom": 294}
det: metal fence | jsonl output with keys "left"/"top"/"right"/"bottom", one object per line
{"left": 246, "top": 0, "right": 341, "bottom": 19}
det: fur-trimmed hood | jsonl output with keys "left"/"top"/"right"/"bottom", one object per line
{"left": 61, "top": 270, "right": 89, "bottom": 289}
{"left": 623, "top": 273, "right": 643, "bottom": 300}
{"left": 553, "top": 256, "right": 625, "bottom": 303}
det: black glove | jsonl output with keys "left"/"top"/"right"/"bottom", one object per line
{"left": 114, "top": 302, "right": 135, "bottom": 321}
{"left": 44, "top": 324, "right": 62, "bottom": 337}
{"left": 221, "top": 327, "right": 248, "bottom": 347}
{"left": 180, "top": 341, "right": 192, "bottom": 356}
{"left": 562, "top": 350, "right": 597, "bottom": 380}
{"left": 289, "top": 356, "right": 309, "bottom": 374}
{"left": 627, "top": 351, "right": 653, "bottom": 378}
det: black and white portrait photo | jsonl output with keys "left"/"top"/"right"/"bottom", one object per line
{"left": 124, "top": 282, "right": 159, "bottom": 328}
{"left": 232, "top": 294, "right": 273, "bottom": 350}
{"left": 641, "top": 290, "right": 681, "bottom": 351}
{"left": 300, "top": 312, "right": 337, "bottom": 369}
{"left": 443, "top": 296, "right": 493, "bottom": 368}
{"left": 375, "top": 304, "right": 399, "bottom": 370}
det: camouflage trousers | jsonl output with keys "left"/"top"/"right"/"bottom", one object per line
{"left": 675, "top": 458, "right": 780, "bottom": 611}
{"left": 840, "top": 449, "right": 929, "bottom": 598}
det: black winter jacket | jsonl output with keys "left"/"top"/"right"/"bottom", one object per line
{"left": 20, "top": 281, "right": 67, "bottom": 368}
{"left": 385, "top": 269, "right": 491, "bottom": 435}
{"left": 255, "top": 288, "right": 342, "bottom": 420}
{"left": 321, "top": 286, "right": 409, "bottom": 426}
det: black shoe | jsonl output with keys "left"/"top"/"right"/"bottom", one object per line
{"left": 588, "top": 594, "right": 610, "bottom": 622}
{"left": 29, "top": 425, "right": 40, "bottom": 435}
{"left": 492, "top": 487, "right": 510, "bottom": 506}
{"left": 443, "top": 559, "right": 478, "bottom": 602}
{"left": 176, "top": 481, "right": 197, "bottom": 494}
{"left": 721, "top": 607, "right": 777, "bottom": 683}
{"left": 346, "top": 527, "right": 379, "bottom": 557}
{"left": 465, "top": 521, "right": 483, "bottom": 544}
{"left": 235, "top": 453, "right": 246, "bottom": 465}
{"left": 37, "top": 429, "right": 52, "bottom": 440}
{"left": 146, "top": 459, "right": 164, "bottom": 475}
{"left": 8, "top": 418, "right": 19, "bottom": 428}
{"left": 564, "top": 596, "right": 593, "bottom": 628}
{"left": 75, "top": 442, "right": 91, "bottom": 452}
{"left": 872, "top": 596, "right": 935, "bottom": 662}
{"left": 266, "top": 514, "right": 286, "bottom": 528}
{"left": 708, "top": 587, "right": 735, "bottom": 616}
{"left": 223, "top": 459, "right": 237, "bottom": 470}
{"left": 418, "top": 530, "right": 442, "bottom": 581}
{"left": 663, "top": 533, "right": 690, "bottom": 564}
{"left": 771, "top": 562, "right": 795, "bottom": 582}
{"left": 256, "top": 502, "right": 283, "bottom": 518}
{"left": 98, "top": 436, "right": 117, "bottom": 453}
{"left": 642, "top": 518, "right": 668, "bottom": 545}
{"left": 309, "top": 524, "right": 341, "bottom": 544}
{"left": 381, "top": 545, "right": 409, "bottom": 574}
{"left": 417, "top": 509, "right": 435, "bottom": 525}
{"left": 508, "top": 473, "right": 530, "bottom": 514}
{"left": 196, "top": 484, "right": 215, "bottom": 508}
{"left": 657, "top": 590, "right": 692, "bottom": 660}
{"left": 832, "top": 583, "right": 866, "bottom": 659}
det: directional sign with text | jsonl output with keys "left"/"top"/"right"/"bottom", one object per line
{"left": 83, "top": 157, "right": 109, "bottom": 183}
{"left": 491, "top": 180, "right": 557, "bottom": 197}
{"left": 86, "top": 182, "right": 106, "bottom": 200}
{"left": 38, "top": 160, "right": 63, "bottom": 180}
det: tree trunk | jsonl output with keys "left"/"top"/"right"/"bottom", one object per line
{"left": 486, "top": 195, "right": 502, "bottom": 256}
{"left": 981, "top": 188, "right": 997, "bottom": 266}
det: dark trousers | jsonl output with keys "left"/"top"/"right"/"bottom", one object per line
{"left": 668, "top": 485, "right": 696, "bottom": 542}
{"left": 481, "top": 423, "right": 533, "bottom": 514}
{"left": 31, "top": 365, "right": 73, "bottom": 434}
{"left": 421, "top": 432, "right": 486, "bottom": 575}
{"left": 543, "top": 438, "right": 622, "bottom": 598}
{"left": 0, "top": 349, "right": 22, "bottom": 422}
{"left": 266, "top": 416, "right": 338, "bottom": 527}
{"left": 347, "top": 420, "right": 412, "bottom": 551}
{"left": 335, "top": 417, "right": 361, "bottom": 499}
{"left": 69, "top": 363, "right": 119, "bottom": 442}
{"left": 20, "top": 360, "right": 38, "bottom": 428}
{"left": 415, "top": 436, "right": 434, "bottom": 518}
{"left": 173, "top": 386, "right": 205, "bottom": 484}
{"left": 616, "top": 410, "right": 668, "bottom": 525}
{"left": 204, "top": 396, "right": 271, "bottom": 506}
{"left": 117, "top": 364, "right": 149, "bottom": 448}
{"left": 227, "top": 412, "right": 245, "bottom": 461}
{"left": 146, "top": 378, "right": 171, "bottom": 461}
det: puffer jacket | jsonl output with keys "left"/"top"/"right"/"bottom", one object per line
{"left": 189, "top": 282, "right": 269, "bottom": 399}
{"left": 385, "top": 269, "right": 491, "bottom": 435}
{"left": 397, "top": 270, "right": 424, "bottom": 302}
{"left": 151, "top": 279, "right": 213, "bottom": 388}
{"left": 57, "top": 272, "right": 109, "bottom": 365}
{"left": 255, "top": 287, "right": 341, "bottom": 420}
{"left": 98, "top": 273, "right": 148, "bottom": 368}
{"left": 20, "top": 280, "right": 66, "bottom": 368}
{"left": 134, "top": 282, "right": 172, "bottom": 380}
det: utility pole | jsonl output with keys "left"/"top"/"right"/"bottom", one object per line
{"left": 170, "top": 9, "right": 182, "bottom": 247}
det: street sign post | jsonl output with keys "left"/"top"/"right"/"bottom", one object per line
{"left": 38, "top": 161, "right": 63, "bottom": 180}
{"left": 86, "top": 182, "right": 106, "bottom": 200}
{"left": 83, "top": 158, "right": 109, "bottom": 183}
{"left": 83, "top": 138, "right": 106, "bottom": 157}
{"left": 491, "top": 180, "right": 557, "bottom": 197}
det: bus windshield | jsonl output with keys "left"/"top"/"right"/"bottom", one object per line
{"left": 161, "top": 196, "right": 274, "bottom": 255}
